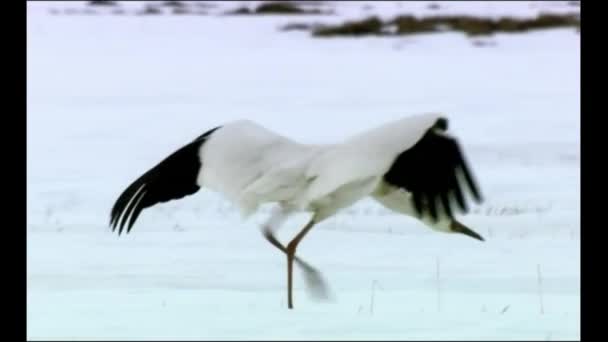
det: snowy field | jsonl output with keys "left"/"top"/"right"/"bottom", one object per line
{"left": 27, "top": 1, "right": 580, "bottom": 340}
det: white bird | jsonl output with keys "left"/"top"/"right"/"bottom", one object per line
{"left": 109, "top": 113, "right": 484, "bottom": 309}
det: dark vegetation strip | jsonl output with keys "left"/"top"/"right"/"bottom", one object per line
{"left": 224, "top": 2, "right": 331, "bottom": 16}
{"left": 309, "top": 13, "right": 579, "bottom": 37}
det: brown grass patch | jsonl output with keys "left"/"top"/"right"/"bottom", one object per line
{"left": 313, "top": 17, "right": 383, "bottom": 37}
{"left": 309, "top": 13, "right": 579, "bottom": 37}
{"left": 88, "top": 0, "right": 117, "bottom": 6}
{"left": 225, "top": 2, "right": 329, "bottom": 16}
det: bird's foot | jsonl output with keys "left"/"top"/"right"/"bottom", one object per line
{"left": 300, "top": 265, "right": 333, "bottom": 301}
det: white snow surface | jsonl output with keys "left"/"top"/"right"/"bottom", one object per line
{"left": 27, "top": 1, "right": 580, "bottom": 340}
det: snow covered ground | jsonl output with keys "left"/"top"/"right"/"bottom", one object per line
{"left": 27, "top": 1, "right": 580, "bottom": 340}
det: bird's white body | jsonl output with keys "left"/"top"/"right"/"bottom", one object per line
{"left": 197, "top": 119, "right": 322, "bottom": 217}
{"left": 199, "top": 113, "right": 443, "bottom": 221}
{"left": 110, "top": 112, "right": 484, "bottom": 309}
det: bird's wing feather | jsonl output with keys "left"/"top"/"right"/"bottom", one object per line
{"left": 372, "top": 182, "right": 418, "bottom": 217}
{"left": 241, "top": 162, "right": 307, "bottom": 200}
{"left": 383, "top": 126, "right": 482, "bottom": 222}
{"left": 198, "top": 120, "right": 319, "bottom": 214}
{"left": 304, "top": 113, "right": 443, "bottom": 203}
{"left": 109, "top": 126, "right": 221, "bottom": 234}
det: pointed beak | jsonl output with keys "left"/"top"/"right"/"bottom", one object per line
{"left": 450, "top": 220, "right": 485, "bottom": 241}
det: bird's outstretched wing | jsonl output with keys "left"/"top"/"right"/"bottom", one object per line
{"left": 109, "top": 126, "right": 221, "bottom": 234}
{"left": 197, "top": 120, "right": 320, "bottom": 215}
{"left": 383, "top": 124, "right": 482, "bottom": 222}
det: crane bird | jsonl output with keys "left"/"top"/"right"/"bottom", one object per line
{"left": 109, "top": 113, "right": 484, "bottom": 309}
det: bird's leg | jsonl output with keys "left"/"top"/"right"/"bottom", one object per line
{"left": 264, "top": 228, "right": 329, "bottom": 300}
{"left": 286, "top": 216, "right": 318, "bottom": 309}
{"left": 261, "top": 208, "right": 329, "bottom": 300}
{"left": 263, "top": 229, "right": 317, "bottom": 273}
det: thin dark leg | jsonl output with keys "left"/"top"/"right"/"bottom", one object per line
{"left": 263, "top": 228, "right": 317, "bottom": 271}
{"left": 263, "top": 225, "right": 329, "bottom": 300}
{"left": 285, "top": 217, "right": 318, "bottom": 310}
{"left": 287, "top": 250, "right": 295, "bottom": 309}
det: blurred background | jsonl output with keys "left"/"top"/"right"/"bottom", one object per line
{"left": 27, "top": 1, "right": 580, "bottom": 340}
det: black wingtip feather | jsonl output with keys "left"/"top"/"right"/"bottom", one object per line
{"left": 457, "top": 150, "right": 483, "bottom": 203}
{"left": 109, "top": 126, "right": 222, "bottom": 235}
{"left": 440, "top": 192, "right": 453, "bottom": 220}
{"left": 413, "top": 192, "right": 424, "bottom": 218}
{"left": 428, "top": 192, "right": 439, "bottom": 223}
{"left": 434, "top": 117, "right": 449, "bottom": 131}
{"left": 383, "top": 125, "right": 483, "bottom": 222}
